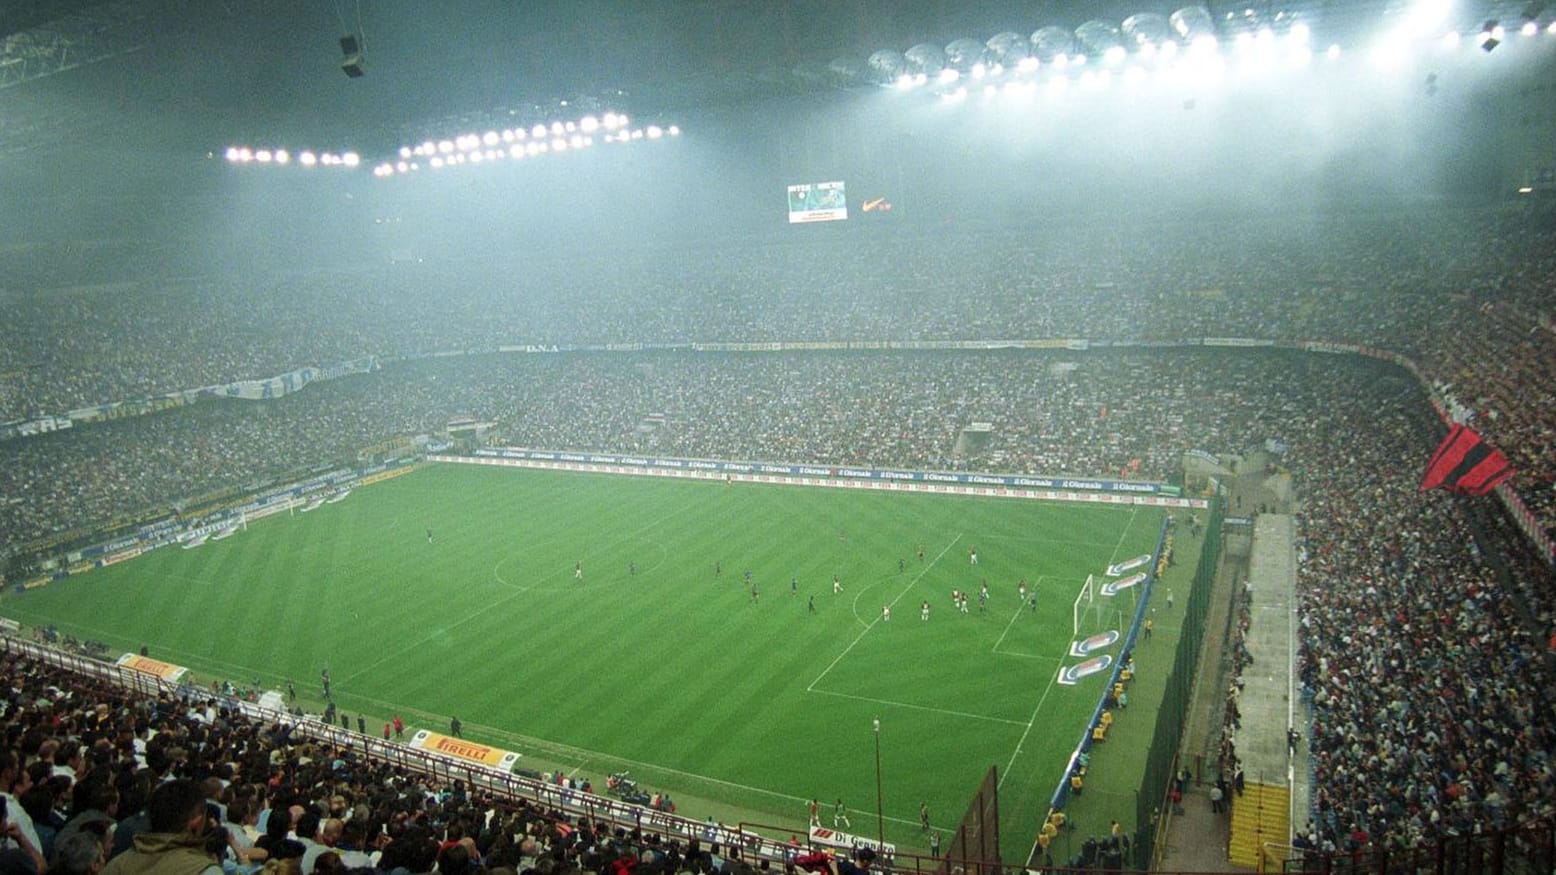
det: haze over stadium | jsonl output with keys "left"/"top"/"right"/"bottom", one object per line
{"left": 1, "top": 3, "right": 1554, "bottom": 875}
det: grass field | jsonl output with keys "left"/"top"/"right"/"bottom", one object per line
{"left": 1, "top": 462, "right": 1166, "bottom": 860}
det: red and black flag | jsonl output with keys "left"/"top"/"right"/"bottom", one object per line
{"left": 1420, "top": 424, "right": 1513, "bottom": 496}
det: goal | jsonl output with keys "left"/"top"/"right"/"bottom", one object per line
{"left": 1072, "top": 574, "right": 1127, "bottom": 639}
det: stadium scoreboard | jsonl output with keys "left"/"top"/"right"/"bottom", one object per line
{"left": 787, "top": 180, "right": 847, "bottom": 223}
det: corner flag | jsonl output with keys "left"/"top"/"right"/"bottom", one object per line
{"left": 1420, "top": 424, "right": 1513, "bottom": 496}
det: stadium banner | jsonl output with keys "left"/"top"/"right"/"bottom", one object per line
{"left": 466, "top": 448, "right": 1184, "bottom": 496}
{"left": 808, "top": 826, "right": 896, "bottom": 857}
{"left": 0, "top": 415, "right": 72, "bottom": 441}
{"left": 448, "top": 452, "right": 1208, "bottom": 510}
{"left": 197, "top": 356, "right": 376, "bottom": 401}
{"left": 116, "top": 653, "right": 189, "bottom": 683}
{"left": 406, "top": 730, "right": 520, "bottom": 770}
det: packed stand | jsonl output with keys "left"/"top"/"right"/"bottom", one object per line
{"left": 0, "top": 650, "right": 809, "bottom": 875}
{"left": 2, "top": 207, "right": 1553, "bottom": 538}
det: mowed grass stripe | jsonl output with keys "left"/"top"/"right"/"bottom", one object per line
{"left": 3, "top": 464, "right": 1164, "bottom": 859}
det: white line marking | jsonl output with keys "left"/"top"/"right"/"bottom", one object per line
{"left": 999, "top": 505, "right": 1143, "bottom": 792}
{"left": 806, "top": 533, "right": 962, "bottom": 692}
{"left": 807, "top": 687, "right": 1030, "bottom": 727}
{"left": 991, "top": 574, "right": 1045, "bottom": 653}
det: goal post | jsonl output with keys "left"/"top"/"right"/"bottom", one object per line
{"left": 1071, "top": 574, "right": 1095, "bottom": 638}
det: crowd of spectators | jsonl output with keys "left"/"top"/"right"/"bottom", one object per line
{"left": 2, "top": 205, "right": 1552, "bottom": 536}
{"left": 3, "top": 344, "right": 1554, "bottom": 855}
{"left": 2, "top": 203, "right": 1555, "bottom": 857}
{"left": 0, "top": 650, "right": 804, "bottom": 875}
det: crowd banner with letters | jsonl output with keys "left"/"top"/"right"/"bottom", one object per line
{"left": 406, "top": 730, "right": 520, "bottom": 771}
{"left": 116, "top": 653, "right": 189, "bottom": 683}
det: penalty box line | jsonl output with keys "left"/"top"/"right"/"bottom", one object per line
{"left": 805, "top": 533, "right": 963, "bottom": 693}
{"left": 807, "top": 687, "right": 1028, "bottom": 727}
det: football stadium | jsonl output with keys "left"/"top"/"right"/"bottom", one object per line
{"left": 0, "top": 3, "right": 1553, "bottom": 875}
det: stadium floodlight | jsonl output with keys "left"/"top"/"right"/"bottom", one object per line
{"left": 867, "top": 49, "right": 908, "bottom": 86}
{"left": 255, "top": 150, "right": 273, "bottom": 162}
{"left": 1076, "top": 19, "right": 1125, "bottom": 64}
{"left": 1327, "top": 43, "right": 1341, "bottom": 59}
{"left": 1018, "top": 56, "right": 1040, "bottom": 72}
{"left": 482, "top": 131, "right": 499, "bottom": 146}
{"left": 945, "top": 37, "right": 988, "bottom": 73}
{"left": 668, "top": 126, "right": 679, "bottom": 136}
{"left": 1444, "top": 30, "right": 1462, "bottom": 48}
{"left": 437, "top": 140, "right": 454, "bottom": 154}
{"left": 342, "top": 152, "right": 360, "bottom": 167}
{"left": 1411, "top": 0, "right": 1454, "bottom": 33}
{"left": 938, "top": 67, "right": 960, "bottom": 84}
{"left": 1521, "top": 19, "right": 1538, "bottom": 35}
{"left": 645, "top": 125, "right": 662, "bottom": 139}
{"left": 1104, "top": 45, "right": 1127, "bottom": 65}
{"left": 580, "top": 116, "right": 599, "bottom": 133}
{"left": 1031, "top": 25, "right": 1074, "bottom": 62}
{"left": 1549, "top": 20, "right": 1556, "bottom": 34}
{"left": 274, "top": 150, "right": 289, "bottom": 164}
{"left": 1160, "top": 39, "right": 1180, "bottom": 59}
{"left": 298, "top": 151, "right": 316, "bottom": 166}
{"left": 971, "top": 62, "right": 986, "bottom": 78}
{"left": 550, "top": 121, "right": 565, "bottom": 135}
{"left": 1478, "top": 21, "right": 1503, "bottom": 51}
{"left": 430, "top": 156, "right": 444, "bottom": 168}
{"left": 396, "top": 161, "right": 408, "bottom": 173}
{"left": 894, "top": 72, "right": 915, "bottom": 89}
{"left": 1169, "top": 6, "right": 1217, "bottom": 44}
{"left": 986, "top": 31, "right": 1031, "bottom": 67}
{"left": 399, "top": 146, "right": 412, "bottom": 158}
{"left": 904, "top": 42, "right": 946, "bottom": 77}
{"left": 1289, "top": 21, "right": 1311, "bottom": 46}
{"left": 224, "top": 146, "right": 241, "bottom": 162}
{"left": 1123, "top": 12, "right": 1171, "bottom": 50}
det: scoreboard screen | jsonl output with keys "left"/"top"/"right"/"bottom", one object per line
{"left": 787, "top": 181, "right": 847, "bottom": 223}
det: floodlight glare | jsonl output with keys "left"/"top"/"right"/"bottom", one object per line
{"left": 971, "top": 62, "right": 986, "bottom": 78}
{"left": 531, "top": 125, "right": 547, "bottom": 138}
{"left": 1160, "top": 40, "right": 1179, "bottom": 59}
{"left": 299, "top": 151, "right": 317, "bottom": 165}
{"left": 399, "top": 146, "right": 411, "bottom": 158}
{"left": 430, "top": 156, "right": 444, "bottom": 168}
{"left": 342, "top": 152, "right": 360, "bottom": 167}
{"left": 1327, "top": 43, "right": 1341, "bottom": 58}
{"left": 274, "top": 150, "right": 289, "bottom": 164}
{"left": 580, "top": 116, "right": 600, "bottom": 133}
{"left": 646, "top": 126, "right": 663, "bottom": 139}
{"left": 438, "top": 140, "right": 454, "bottom": 154}
{"left": 396, "top": 161, "right": 408, "bottom": 173}
{"left": 667, "top": 126, "right": 680, "bottom": 136}
{"left": 1104, "top": 45, "right": 1127, "bottom": 65}
{"left": 1521, "top": 20, "right": 1538, "bottom": 35}
{"left": 1018, "top": 56, "right": 1040, "bottom": 72}
{"left": 1444, "top": 30, "right": 1461, "bottom": 48}
{"left": 483, "top": 131, "right": 499, "bottom": 146}
{"left": 509, "top": 145, "right": 523, "bottom": 158}
{"left": 938, "top": 68, "right": 960, "bottom": 83}
{"left": 224, "top": 147, "right": 240, "bottom": 162}
{"left": 1290, "top": 21, "right": 1311, "bottom": 44}
{"left": 1549, "top": 20, "right": 1556, "bottom": 34}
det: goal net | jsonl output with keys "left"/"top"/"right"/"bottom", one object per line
{"left": 1072, "top": 574, "right": 1128, "bottom": 640}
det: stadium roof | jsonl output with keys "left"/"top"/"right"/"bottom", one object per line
{"left": 0, "top": 1, "right": 1546, "bottom": 170}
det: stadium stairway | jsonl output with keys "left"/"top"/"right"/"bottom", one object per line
{"left": 1228, "top": 782, "right": 1289, "bottom": 868}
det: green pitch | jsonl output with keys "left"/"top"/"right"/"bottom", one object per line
{"left": 3, "top": 463, "right": 1165, "bottom": 859}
